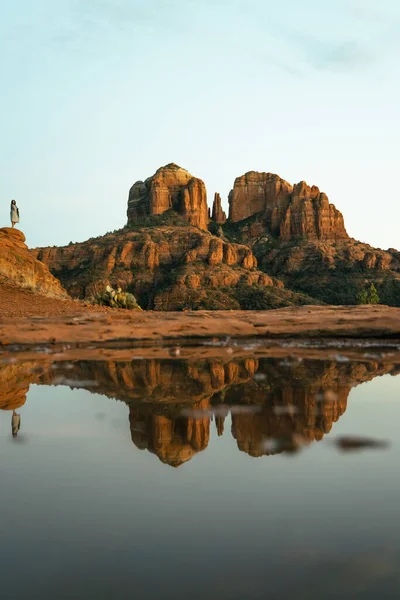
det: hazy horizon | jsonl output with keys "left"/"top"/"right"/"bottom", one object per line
{"left": 1, "top": 0, "right": 399, "bottom": 250}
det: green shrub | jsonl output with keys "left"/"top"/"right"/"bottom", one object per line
{"left": 92, "top": 285, "right": 141, "bottom": 310}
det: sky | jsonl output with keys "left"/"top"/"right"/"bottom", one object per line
{"left": 1, "top": 0, "right": 399, "bottom": 249}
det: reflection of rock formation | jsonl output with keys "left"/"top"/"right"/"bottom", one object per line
{"left": 44, "top": 358, "right": 258, "bottom": 405}
{"left": 1, "top": 357, "right": 399, "bottom": 464}
{"left": 225, "top": 360, "right": 394, "bottom": 456}
{"left": 0, "top": 362, "right": 39, "bottom": 411}
{"left": 0, "top": 228, "right": 67, "bottom": 298}
{"left": 130, "top": 399, "right": 211, "bottom": 467}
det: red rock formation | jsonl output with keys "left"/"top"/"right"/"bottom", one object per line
{"left": 32, "top": 226, "right": 299, "bottom": 310}
{"left": 211, "top": 193, "right": 227, "bottom": 224}
{"left": 0, "top": 228, "right": 67, "bottom": 298}
{"left": 127, "top": 163, "right": 208, "bottom": 231}
{"left": 229, "top": 172, "right": 293, "bottom": 225}
{"left": 228, "top": 171, "right": 348, "bottom": 241}
{"left": 258, "top": 237, "right": 400, "bottom": 299}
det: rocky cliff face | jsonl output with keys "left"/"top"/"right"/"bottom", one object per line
{"left": 32, "top": 224, "right": 313, "bottom": 310}
{"left": 127, "top": 163, "right": 208, "bottom": 231}
{"left": 0, "top": 228, "right": 67, "bottom": 298}
{"left": 228, "top": 171, "right": 348, "bottom": 242}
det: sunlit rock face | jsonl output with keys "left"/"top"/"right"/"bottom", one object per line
{"left": 228, "top": 172, "right": 348, "bottom": 242}
{"left": 127, "top": 163, "right": 209, "bottom": 231}
{"left": 0, "top": 228, "right": 67, "bottom": 298}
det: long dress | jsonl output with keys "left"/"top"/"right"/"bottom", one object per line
{"left": 10, "top": 205, "right": 19, "bottom": 224}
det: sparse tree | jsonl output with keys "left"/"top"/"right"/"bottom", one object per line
{"left": 357, "top": 283, "right": 380, "bottom": 305}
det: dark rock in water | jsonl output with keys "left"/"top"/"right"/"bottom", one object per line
{"left": 334, "top": 436, "right": 390, "bottom": 452}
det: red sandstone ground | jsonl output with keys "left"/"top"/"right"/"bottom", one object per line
{"left": 0, "top": 278, "right": 400, "bottom": 350}
{"left": 0, "top": 276, "right": 111, "bottom": 318}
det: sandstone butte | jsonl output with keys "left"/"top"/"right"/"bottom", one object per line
{"left": 228, "top": 171, "right": 347, "bottom": 241}
{"left": 28, "top": 162, "right": 400, "bottom": 309}
{"left": 32, "top": 164, "right": 320, "bottom": 310}
{"left": 222, "top": 170, "right": 400, "bottom": 304}
{"left": 127, "top": 163, "right": 209, "bottom": 231}
{"left": 0, "top": 356, "right": 397, "bottom": 465}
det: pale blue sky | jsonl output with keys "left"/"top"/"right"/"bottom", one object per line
{"left": 1, "top": 0, "right": 399, "bottom": 249}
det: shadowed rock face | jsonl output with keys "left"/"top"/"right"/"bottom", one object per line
{"left": 228, "top": 172, "right": 348, "bottom": 242}
{"left": 0, "top": 228, "right": 67, "bottom": 298}
{"left": 1, "top": 356, "right": 398, "bottom": 465}
{"left": 127, "top": 163, "right": 209, "bottom": 231}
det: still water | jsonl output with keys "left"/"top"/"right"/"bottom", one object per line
{"left": 1, "top": 355, "right": 400, "bottom": 599}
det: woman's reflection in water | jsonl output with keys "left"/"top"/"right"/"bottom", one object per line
{"left": 12, "top": 410, "right": 21, "bottom": 438}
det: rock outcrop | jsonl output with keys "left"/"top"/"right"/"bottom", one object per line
{"left": 32, "top": 225, "right": 313, "bottom": 310}
{"left": 211, "top": 193, "right": 227, "bottom": 224}
{"left": 30, "top": 162, "right": 400, "bottom": 308}
{"left": 127, "top": 163, "right": 209, "bottom": 231}
{"left": 0, "top": 228, "right": 67, "bottom": 298}
{"left": 252, "top": 237, "right": 400, "bottom": 305}
{"left": 228, "top": 171, "right": 348, "bottom": 241}
{"left": 222, "top": 170, "right": 400, "bottom": 304}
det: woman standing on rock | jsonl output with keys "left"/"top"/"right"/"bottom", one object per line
{"left": 10, "top": 199, "right": 19, "bottom": 228}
